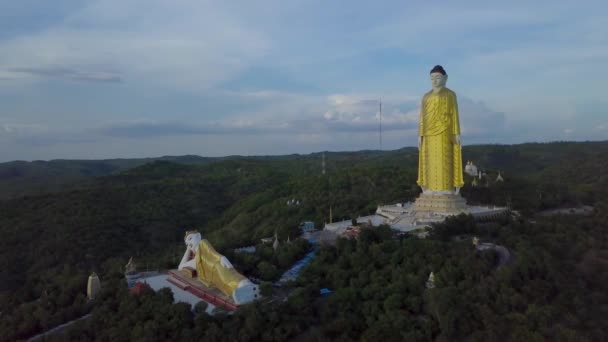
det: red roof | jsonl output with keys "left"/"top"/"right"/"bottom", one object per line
{"left": 342, "top": 226, "right": 361, "bottom": 239}
{"left": 129, "top": 281, "right": 151, "bottom": 295}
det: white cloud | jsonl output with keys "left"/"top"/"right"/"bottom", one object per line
{"left": 0, "top": 122, "right": 48, "bottom": 136}
{"left": 0, "top": 0, "right": 270, "bottom": 89}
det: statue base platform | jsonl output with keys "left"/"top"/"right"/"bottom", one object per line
{"left": 375, "top": 193, "right": 508, "bottom": 234}
{"left": 413, "top": 193, "right": 468, "bottom": 215}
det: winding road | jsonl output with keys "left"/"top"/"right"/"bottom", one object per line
{"left": 27, "top": 314, "right": 91, "bottom": 341}
{"left": 476, "top": 242, "right": 512, "bottom": 269}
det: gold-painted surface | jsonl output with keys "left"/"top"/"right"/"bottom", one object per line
{"left": 417, "top": 87, "right": 464, "bottom": 190}
{"left": 195, "top": 239, "right": 246, "bottom": 298}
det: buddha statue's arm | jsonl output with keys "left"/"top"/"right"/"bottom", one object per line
{"left": 451, "top": 92, "right": 461, "bottom": 145}
{"left": 418, "top": 97, "right": 425, "bottom": 148}
{"left": 179, "top": 248, "right": 193, "bottom": 269}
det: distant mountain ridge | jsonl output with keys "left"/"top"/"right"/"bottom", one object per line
{"left": 1, "top": 141, "right": 606, "bottom": 200}
{"left": 0, "top": 149, "right": 409, "bottom": 200}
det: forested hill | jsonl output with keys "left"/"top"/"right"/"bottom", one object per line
{"left": 0, "top": 150, "right": 400, "bottom": 200}
{"left": 1, "top": 140, "right": 607, "bottom": 340}
{"left": 0, "top": 155, "right": 217, "bottom": 200}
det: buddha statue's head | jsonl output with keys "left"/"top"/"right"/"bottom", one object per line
{"left": 184, "top": 230, "right": 202, "bottom": 252}
{"left": 430, "top": 65, "right": 447, "bottom": 92}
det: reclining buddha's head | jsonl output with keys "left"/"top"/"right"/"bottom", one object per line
{"left": 184, "top": 230, "right": 202, "bottom": 252}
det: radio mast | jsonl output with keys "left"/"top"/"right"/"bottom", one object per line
{"left": 322, "top": 152, "right": 326, "bottom": 175}
{"left": 379, "top": 99, "right": 383, "bottom": 150}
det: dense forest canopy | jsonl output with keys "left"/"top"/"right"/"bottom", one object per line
{"left": 0, "top": 141, "right": 607, "bottom": 341}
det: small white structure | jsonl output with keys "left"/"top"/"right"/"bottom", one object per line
{"left": 87, "top": 273, "right": 101, "bottom": 300}
{"left": 125, "top": 257, "right": 136, "bottom": 273}
{"left": 465, "top": 161, "right": 478, "bottom": 176}
{"left": 426, "top": 272, "right": 435, "bottom": 289}
{"left": 496, "top": 172, "right": 504, "bottom": 182}
{"left": 472, "top": 236, "right": 479, "bottom": 247}
{"left": 287, "top": 198, "right": 300, "bottom": 206}
{"left": 125, "top": 257, "right": 141, "bottom": 288}
{"left": 273, "top": 232, "right": 280, "bottom": 252}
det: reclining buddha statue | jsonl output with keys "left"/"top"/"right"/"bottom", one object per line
{"left": 178, "top": 230, "right": 259, "bottom": 305}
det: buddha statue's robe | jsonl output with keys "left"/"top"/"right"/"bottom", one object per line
{"left": 195, "top": 239, "right": 247, "bottom": 298}
{"left": 417, "top": 87, "right": 464, "bottom": 191}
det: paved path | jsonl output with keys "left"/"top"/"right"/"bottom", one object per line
{"left": 28, "top": 314, "right": 91, "bottom": 341}
{"left": 476, "top": 243, "right": 511, "bottom": 269}
{"left": 537, "top": 205, "right": 594, "bottom": 216}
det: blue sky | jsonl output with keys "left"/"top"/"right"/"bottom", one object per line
{"left": 0, "top": 0, "right": 606, "bottom": 161}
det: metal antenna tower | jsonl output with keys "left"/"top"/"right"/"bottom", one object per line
{"left": 322, "top": 152, "right": 326, "bottom": 175}
{"left": 379, "top": 99, "right": 383, "bottom": 150}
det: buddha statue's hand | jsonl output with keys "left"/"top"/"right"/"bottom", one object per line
{"left": 454, "top": 135, "right": 461, "bottom": 146}
{"left": 220, "top": 256, "right": 234, "bottom": 269}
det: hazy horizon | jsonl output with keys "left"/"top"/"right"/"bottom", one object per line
{"left": 2, "top": 138, "right": 606, "bottom": 163}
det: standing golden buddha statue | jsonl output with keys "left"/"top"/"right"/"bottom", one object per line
{"left": 414, "top": 65, "right": 467, "bottom": 214}
{"left": 417, "top": 65, "right": 464, "bottom": 194}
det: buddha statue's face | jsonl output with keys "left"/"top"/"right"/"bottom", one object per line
{"left": 185, "top": 232, "right": 202, "bottom": 251}
{"left": 430, "top": 72, "right": 447, "bottom": 90}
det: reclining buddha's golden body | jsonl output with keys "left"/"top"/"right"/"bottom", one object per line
{"left": 195, "top": 239, "right": 247, "bottom": 297}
